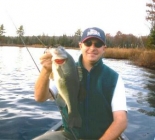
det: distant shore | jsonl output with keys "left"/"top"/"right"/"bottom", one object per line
{"left": 1, "top": 45, "right": 155, "bottom": 70}
{"left": 0, "top": 44, "right": 45, "bottom": 48}
{"left": 104, "top": 48, "right": 155, "bottom": 70}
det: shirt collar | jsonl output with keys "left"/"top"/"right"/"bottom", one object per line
{"left": 77, "top": 54, "right": 103, "bottom": 71}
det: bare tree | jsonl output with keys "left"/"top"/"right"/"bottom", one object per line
{"left": 146, "top": 0, "right": 155, "bottom": 28}
{"left": 146, "top": 0, "right": 155, "bottom": 48}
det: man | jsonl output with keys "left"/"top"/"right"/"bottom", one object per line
{"left": 34, "top": 27, "right": 127, "bottom": 140}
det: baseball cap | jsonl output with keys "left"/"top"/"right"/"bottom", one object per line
{"left": 81, "top": 27, "right": 106, "bottom": 45}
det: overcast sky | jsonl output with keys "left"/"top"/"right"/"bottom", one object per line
{"left": 0, "top": 0, "right": 152, "bottom": 36}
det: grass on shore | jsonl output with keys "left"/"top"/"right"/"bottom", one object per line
{"left": 103, "top": 48, "right": 155, "bottom": 70}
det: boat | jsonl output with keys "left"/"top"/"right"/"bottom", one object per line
{"left": 46, "top": 120, "right": 129, "bottom": 140}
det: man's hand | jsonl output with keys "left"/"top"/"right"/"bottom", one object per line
{"left": 34, "top": 51, "right": 53, "bottom": 102}
{"left": 40, "top": 52, "right": 52, "bottom": 72}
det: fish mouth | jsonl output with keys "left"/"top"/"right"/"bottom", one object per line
{"left": 55, "top": 59, "right": 66, "bottom": 64}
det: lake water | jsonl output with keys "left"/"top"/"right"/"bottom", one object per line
{"left": 0, "top": 46, "right": 155, "bottom": 140}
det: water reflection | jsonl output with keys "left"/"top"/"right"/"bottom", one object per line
{"left": 134, "top": 68, "right": 155, "bottom": 116}
{"left": 103, "top": 58, "right": 155, "bottom": 140}
{"left": 0, "top": 47, "right": 155, "bottom": 140}
{"left": 147, "top": 92, "right": 155, "bottom": 108}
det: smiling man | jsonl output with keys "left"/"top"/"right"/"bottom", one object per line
{"left": 77, "top": 27, "right": 127, "bottom": 140}
{"left": 34, "top": 27, "right": 127, "bottom": 140}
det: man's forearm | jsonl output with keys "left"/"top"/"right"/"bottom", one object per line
{"left": 99, "top": 111, "right": 127, "bottom": 140}
{"left": 34, "top": 68, "right": 51, "bottom": 102}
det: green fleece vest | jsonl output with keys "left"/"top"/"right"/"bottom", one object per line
{"left": 61, "top": 55, "right": 118, "bottom": 139}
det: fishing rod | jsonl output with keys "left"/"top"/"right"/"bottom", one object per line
{"left": 38, "top": 44, "right": 78, "bottom": 140}
{"left": 36, "top": 36, "right": 47, "bottom": 48}
{"left": 29, "top": 42, "right": 78, "bottom": 139}
{"left": 6, "top": 12, "right": 57, "bottom": 100}
{"left": 7, "top": 12, "right": 78, "bottom": 140}
{"left": 6, "top": 12, "right": 40, "bottom": 72}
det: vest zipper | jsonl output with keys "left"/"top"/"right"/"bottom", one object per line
{"left": 85, "top": 72, "right": 90, "bottom": 135}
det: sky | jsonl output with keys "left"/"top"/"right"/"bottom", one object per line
{"left": 0, "top": 0, "right": 152, "bottom": 37}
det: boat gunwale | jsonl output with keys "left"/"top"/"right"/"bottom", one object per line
{"left": 47, "top": 120, "right": 129, "bottom": 140}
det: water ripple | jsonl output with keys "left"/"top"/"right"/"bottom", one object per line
{"left": 0, "top": 47, "right": 155, "bottom": 140}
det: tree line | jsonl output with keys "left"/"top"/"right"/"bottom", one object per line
{"left": 0, "top": 0, "right": 155, "bottom": 49}
{"left": 0, "top": 25, "right": 148, "bottom": 49}
{"left": 0, "top": 27, "right": 82, "bottom": 48}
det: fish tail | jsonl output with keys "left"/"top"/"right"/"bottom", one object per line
{"left": 68, "top": 113, "right": 82, "bottom": 128}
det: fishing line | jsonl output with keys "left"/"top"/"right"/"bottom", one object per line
{"left": 36, "top": 36, "right": 47, "bottom": 48}
{"left": 6, "top": 11, "right": 40, "bottom": 72}
{"left": 6, "top": 12, "right": 78, "bottom": 140}
{"left": 6, "top": 11, "right": 57, "bottom": 101}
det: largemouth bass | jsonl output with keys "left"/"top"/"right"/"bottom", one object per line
{"left": 50, "top": 46, "right": 82, "bottom": 128}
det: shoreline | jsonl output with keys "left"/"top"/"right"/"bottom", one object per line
{"left": 1, "top": 45, "right": 155, "bottom": 70}
{"left": 104, "top": 48, "right": 155, "bottom": 70}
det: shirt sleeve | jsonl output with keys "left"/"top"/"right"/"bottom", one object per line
{"left": 49, "top": 79, "right": 58, "bottom": 99}
{"left": 49, "top": 80, "right": 66, "bottom": 107}
{"left": 111, "top": 75, "right": 127, "bottom": 112}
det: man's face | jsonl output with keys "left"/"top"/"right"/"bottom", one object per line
{"left": 79, "top": 38, "right": 106, "bottom": 64}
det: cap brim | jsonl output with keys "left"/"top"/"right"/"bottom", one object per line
{"left": 81, "top": 36, "right": 105, "bottom": 44}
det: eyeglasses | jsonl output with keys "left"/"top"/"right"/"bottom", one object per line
{"left": 83, "top": 40, "right": 104, "bottom": 48}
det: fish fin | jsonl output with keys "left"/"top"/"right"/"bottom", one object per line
{"left": 77, "top": 66, "right": 83, "bottom": 82}
{"left": 68, "top": 113, "right": 82, "bottom": 128}
{"left": 55, "top": 94, "right": 66, "bottom": 107}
